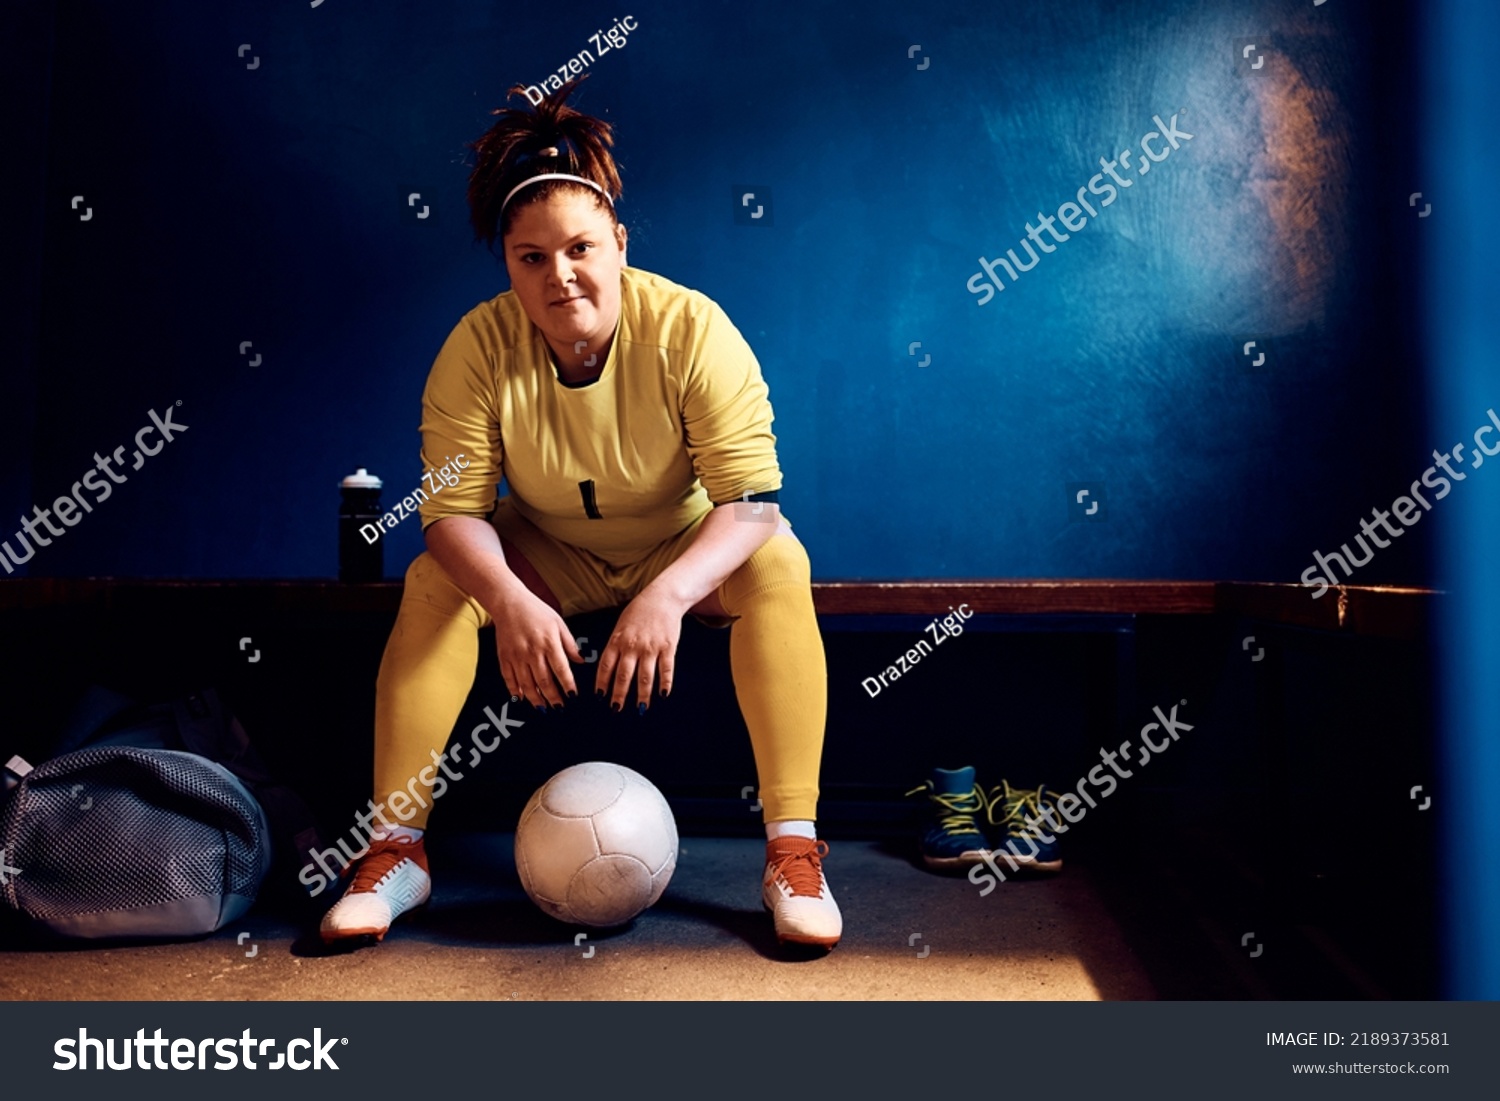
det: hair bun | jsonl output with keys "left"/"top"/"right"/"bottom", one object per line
{"left": 467, "top": 75, "right": 623, "bottom": 249}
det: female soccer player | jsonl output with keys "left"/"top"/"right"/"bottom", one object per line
{"left": 319, "top": 76, "right": 841, "bottom": 950}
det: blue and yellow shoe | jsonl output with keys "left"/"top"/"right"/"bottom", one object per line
{"left": 984, "top": 780, "right": 1064, "bottom": 874}
{"left": 905, "top": 766, "right": 993, "bottom": 870}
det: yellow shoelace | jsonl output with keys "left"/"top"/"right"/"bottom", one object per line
{"left": 985, "top": 780, "right": 1059, "bottom": 832}
{"left": 905, "top": 782, "right": 987, "bottom": 837}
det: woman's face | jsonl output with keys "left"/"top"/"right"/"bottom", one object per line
{"left": 504, "top": 190, "right": 628, "bottom": 357}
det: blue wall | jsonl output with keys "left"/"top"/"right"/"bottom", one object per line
{"left": 6, "top": 0, "right": 1431, "bottom": 583}
{"left": 1428, "top": 0, "right": 1500, "bottom": 1002}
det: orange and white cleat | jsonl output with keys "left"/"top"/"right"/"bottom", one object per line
{"left": 762, "top": 837, "right": 842, "bottom": 950}
{"left": 319, "top": 833, "right": 431, "bottom": 945}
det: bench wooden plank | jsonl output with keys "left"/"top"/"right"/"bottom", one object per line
{"left": 812, "top": 580, "right": 1217, "bottom": 616}
{"left": 1215, "top": 582, "right": 1438, "bottom": 640}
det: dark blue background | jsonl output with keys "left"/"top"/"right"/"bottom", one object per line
{"left": 5, "top": 0, "right": 1432, "bottom": 581}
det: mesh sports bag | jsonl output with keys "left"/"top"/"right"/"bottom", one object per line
{"left": 29, "top": 685, "right": 325, "bottom": 913}
{"left": 0, "top": 745, "right": 271, "bottom": 940}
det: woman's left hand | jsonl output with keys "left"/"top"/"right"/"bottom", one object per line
{"left": 596, "top": 588, "right": 686, "bottom": 712}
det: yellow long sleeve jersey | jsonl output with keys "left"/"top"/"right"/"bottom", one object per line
{"left": 416, "top": 266, "right": 782, "bottom": 565}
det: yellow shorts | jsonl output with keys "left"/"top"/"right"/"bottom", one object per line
{"left": 486, "top": 496, "right": 790, "bottom": 624}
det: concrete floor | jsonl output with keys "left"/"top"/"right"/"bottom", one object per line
{"left": 0, "top": 834, "right": 1167, "bottom": 1001}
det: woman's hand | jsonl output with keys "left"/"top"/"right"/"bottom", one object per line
{"left": 423, "top": 516, "right": 584, "bottom": 709}
{"left": 595, "top": 589, "right": 687, "bottom": 712}
{"left": 492, "top": 589, "right": 584, "bottom": 709}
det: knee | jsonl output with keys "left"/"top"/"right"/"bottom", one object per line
{"left": 753, "top": 534, "right": 812, "bottom": 582}
{"left": 404, "top": 551, "right": 434, "bottom": 585}
{"left": 403, "top": 551, "right": 447, "bottom": 594}
{"left": 721, "top": 535, "right": 812, "bottom": 611}
{"left": 399, "top": 552, "right": 483, "bottom": 619}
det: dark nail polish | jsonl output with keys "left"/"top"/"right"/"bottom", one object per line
{"left": 611, "top": 701, "right": 621, "bottom": 713}
{"left": 537, "top": 705, "right": 548, "bottom": 714}
{"left": 568, "top": 690, "right": 578, "bottom": 699}
{"left": 637, "top": 702, "right": 647, "bottom": 716}
{"left": 659, "top": 689, "right": 668, "bottom": 699}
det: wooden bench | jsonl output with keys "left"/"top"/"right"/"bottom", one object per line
{"left": 0, "top": 578, "right": 1439, "bottom": 640}
{"left": 2, "top": 579, "right": 1434, "bottom": 771}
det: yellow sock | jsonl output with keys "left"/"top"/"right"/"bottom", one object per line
{"left": 718, "top": 534, "right": 827, "bottom": 823}
{"left": 372, "top": 553, "right": 492, "bottom": 831}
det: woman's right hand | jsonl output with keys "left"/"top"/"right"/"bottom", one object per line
{"left": 491, "top": 590, "right": 584, "bottom": 709}
{"left": 424, "top": 516, "right": 585, "bottom": 709}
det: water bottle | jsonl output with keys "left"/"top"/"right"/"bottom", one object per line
{"left": 339, "top": 468, "right": 384, "bottom": 582}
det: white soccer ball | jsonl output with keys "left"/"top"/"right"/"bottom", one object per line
{"left": 514, "top": 761, "right": 679, "bottom": 927}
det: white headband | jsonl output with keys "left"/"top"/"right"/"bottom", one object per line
{"left": 500, "top": 172, "right": 615, "bottom": 215}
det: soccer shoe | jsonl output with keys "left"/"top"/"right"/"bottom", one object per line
{"left": 762, "top": 837, "right": 842, "bottom": 949}
{"left": 319, "top": 833, "right": 432, "bottom": 944}
{"left": 904, "top": 765, "right": 994, "bottom": 870}
{"left": 984, "top": 780, "right": 1065, "bottom": 873}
